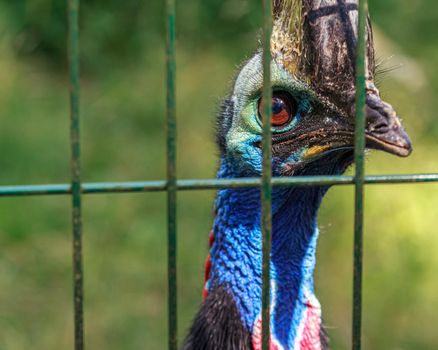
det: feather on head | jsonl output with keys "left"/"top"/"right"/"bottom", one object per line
{"left": 271, "top": 0, "right": 375, "bottom": 116}
{"left": 272, "top": 0, "right": 305, "bottom": 77}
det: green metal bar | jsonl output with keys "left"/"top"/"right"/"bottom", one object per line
{"left": 165, "top": 0, "right": 178, "bottom": 348}
{"left": 67, "top": 0, "right": 84, "bottom": 349}
{"left": 353, "top": 1, "right": 368, "bottom": 349}
{"left": 261, "top": 0, "right": 273, "bottom": 349}
{"left": 0, "top": 174, "right": 437, "bottom": 197}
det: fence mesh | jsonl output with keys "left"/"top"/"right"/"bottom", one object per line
{"left": 0, "top": 1, "right": 436, "bottom": 350}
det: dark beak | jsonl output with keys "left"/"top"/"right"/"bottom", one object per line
{"left": 365, "top": 94, "right": 412, "bottom": 157}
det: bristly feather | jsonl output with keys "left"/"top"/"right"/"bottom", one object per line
{"left": 272, "top": 0, "right": 304, "bottom": 76}
{"left": 181, "top": 285, "right": 252, "bottom": 350}
{"left": 374, "top": 55, "right": 402, "bottom": 88}
{"left": 216, "top": 97, "right": 235, "bottom": 155}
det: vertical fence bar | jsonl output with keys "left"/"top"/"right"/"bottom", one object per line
{"left": 352, "top": 1, "right": 368, "bottom": 349}
{"left": 166, "top": 0, "right": 178, "bottom": 348}
{"left": 67, "top": 0, "right": 84, "bottom": 349}
{"left": 261, "top": 1, "right": 273, "bottom": 349}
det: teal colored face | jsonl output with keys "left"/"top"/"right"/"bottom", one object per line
{"left": 224, "top": 52, "right": 347, "bottom": 176}
{"left": 221, "top": 49, "right": 412, "bottom": 178}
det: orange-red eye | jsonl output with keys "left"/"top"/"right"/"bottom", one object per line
{"left": 258, "top": 92, "right": 298, "bottom": 128}
{"left": 271, "top": 97, "right": 291, "bottom": 126}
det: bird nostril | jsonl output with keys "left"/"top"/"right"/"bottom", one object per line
{"left": 366, "top": 103, "right": 392, "bottom": 134}
{"left": 371, "top": 122, "right": 390, "bottom": 134}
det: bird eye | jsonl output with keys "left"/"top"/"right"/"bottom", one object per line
{"left": 258, "top": 92, "right": 298, "bottom": 128}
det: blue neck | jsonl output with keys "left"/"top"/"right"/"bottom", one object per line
{"left": 208, "top": 158, "right": 325, "bottom": 348}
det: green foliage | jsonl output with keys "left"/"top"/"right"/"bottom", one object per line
{"left": 0, "top": 0, "right": 261, "bottom": 71}
{"left": 369, "top": 0, "right": 438, "bottom": 136}
{"left": 0, "top": 1, "right": 437, "bottom": 350}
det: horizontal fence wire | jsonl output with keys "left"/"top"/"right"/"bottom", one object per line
{"left": 352, "top": 0, "right": 368, "bottom": 348}
{"left": 67, "top": 0, "right": 84, "bottom": 349}
{"left": 0, "top": 174, "right": 436, "bottom": 197}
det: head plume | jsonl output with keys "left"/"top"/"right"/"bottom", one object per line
{"left": 272, "top": 0, "right": 375, "bottom": 116}
{"left": 272, "top": 0, "right": 305, "bottom": 76}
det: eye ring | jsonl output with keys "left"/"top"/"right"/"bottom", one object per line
{"left": 258, "top": 91, "right": 298, "bottom": 129}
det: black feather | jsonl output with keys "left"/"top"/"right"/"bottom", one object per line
{"left": 216, "top": 98, "right": 235, "bottom": 155}
{"left": 181, "top": 285, "right": 252, "bottom": 350}
{"left": 320, "top": 324, "right": 330, "bottom": 350}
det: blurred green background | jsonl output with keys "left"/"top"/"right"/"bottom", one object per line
{"left": 0, "top": 1, "right": 437, "bottom": 349}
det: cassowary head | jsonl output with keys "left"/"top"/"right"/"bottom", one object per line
{"left": 184, "top": 2, "right": 414, "bottom": 350}
{"left": 217, "top": 0, "right": 412, "bottom": 177}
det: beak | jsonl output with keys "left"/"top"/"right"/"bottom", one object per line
{"left": 365, "top": 94, "right": 412, "bottom": 157}
{"left": 274, "top": 92, "right": 413, "bottom": 164}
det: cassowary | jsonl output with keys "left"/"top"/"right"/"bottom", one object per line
{"left": 183, "top": 0, "right": 412, "bottom": 349}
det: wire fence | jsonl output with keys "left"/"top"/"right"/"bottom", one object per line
{"left": 1, "top": 0, "right": 437, "bottom": 350}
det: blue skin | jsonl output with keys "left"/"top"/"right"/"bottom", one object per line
{"left": 209, "top": 158, "right": 327, "bottom": 348}
{"left": 206, "top": 53, "right": 343, "bottom": 348}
